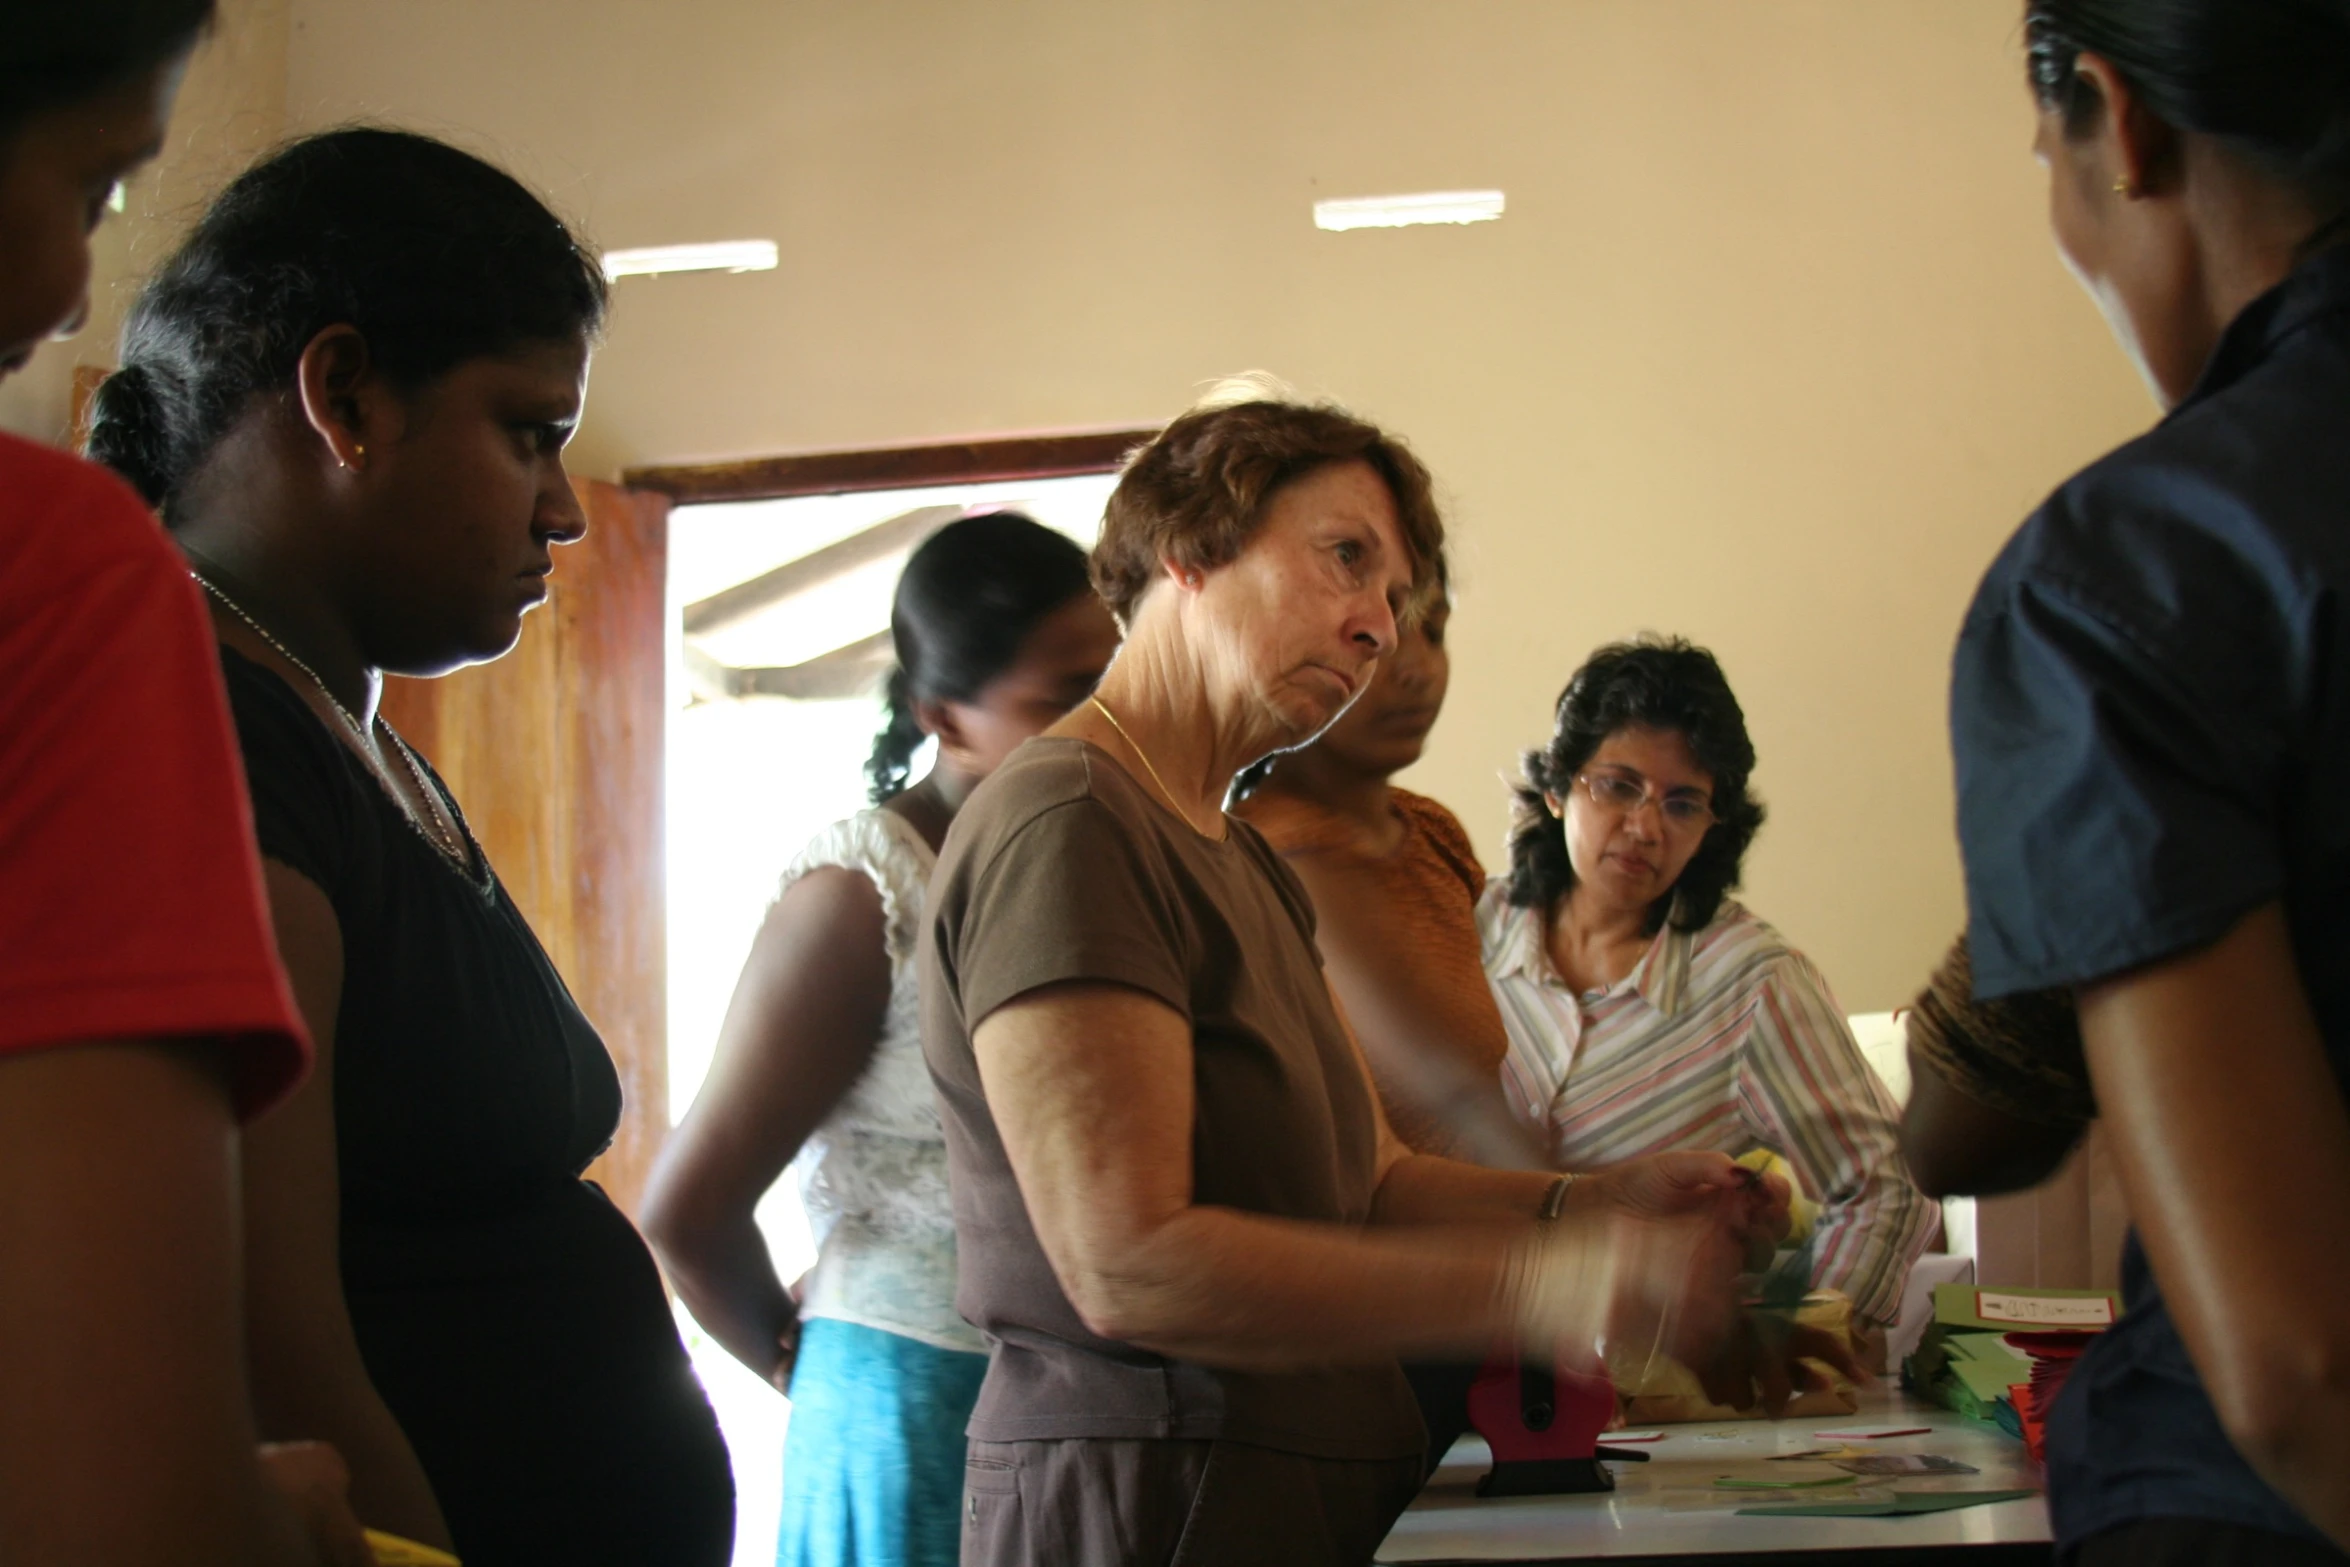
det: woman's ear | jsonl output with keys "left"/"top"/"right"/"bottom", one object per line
{"left": 292, "top": 323, "right": 384, "bottom": 474}
{"left": 917, "top": 696, "right": 968, "bottom": 762}
{"left": 1160, "top": 555, "right": 1203, "bottom": 593}
{"left": 1543, "top": 791, "right": 1564, "bottom": 819}
{"left": 2070, "top": 50, "right": 2178, "bottom": 199}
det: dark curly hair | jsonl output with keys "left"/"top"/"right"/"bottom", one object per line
{"left": 1505, "top": 636, "right": 1765, "bottom": 935}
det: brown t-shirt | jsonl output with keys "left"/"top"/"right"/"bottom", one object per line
{"left": 921, "top": 737, "right": 1423, "bottom": 1461}
{"left": 1234, "top": 786, "right": 1512, "bottom": 1156}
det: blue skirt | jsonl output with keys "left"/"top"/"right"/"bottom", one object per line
{"left": 777, "top": 1318, "right": 987, "bottom": 1567}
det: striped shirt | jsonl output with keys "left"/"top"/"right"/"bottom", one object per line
{"left": 1477, "top": 883, "right": 1934, "bottom": 1325}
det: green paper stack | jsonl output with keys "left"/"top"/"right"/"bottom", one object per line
{"left": 1903, "top": 1284, "right": 2122, "bottom": 1429}
{"left": 1908, "top": 1331, "right": 2031, "bottom": 1423}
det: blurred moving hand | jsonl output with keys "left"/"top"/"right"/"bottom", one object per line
{"left": 1583, "top": 1150, "right": 1792, "bottom": 1268}
{"left": 1504, "top": 1168, "right": 1846, "bottom": 1415}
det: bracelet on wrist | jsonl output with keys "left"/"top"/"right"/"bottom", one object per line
{"left": 1536, "top": 1172, "right": 1576, "bottom": 1223}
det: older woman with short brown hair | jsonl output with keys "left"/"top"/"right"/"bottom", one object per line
{"left": 921, "top": 392, "right": 1824, "bottom": 1567}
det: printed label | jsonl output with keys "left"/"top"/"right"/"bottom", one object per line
{"left": 1975, "top": 1290, "right": 2113, "bottom": 1327}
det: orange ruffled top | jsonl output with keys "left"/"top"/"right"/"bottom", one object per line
{"left": 1234, "top": 786, "right": 1512, "bottom": 1155}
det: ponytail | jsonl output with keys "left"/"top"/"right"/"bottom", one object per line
{"left": 865, "top": 665, "right": 930, "bottom": 805}
{"left": 82, "top": 361, "right": 185, "bottom": 507}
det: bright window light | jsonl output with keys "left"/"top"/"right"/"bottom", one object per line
{"left": 1312, "top": 190, "right": 1505, "bottom": 232}
{"left": 601, "top": 239, "right": 780, "bottom": 281}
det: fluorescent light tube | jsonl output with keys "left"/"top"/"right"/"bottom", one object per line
{"left": 602, "top": 240, "right": 779, "bottom": 281}
{"left": 1312, "top": 190, "right": 1505, "bottom": 232}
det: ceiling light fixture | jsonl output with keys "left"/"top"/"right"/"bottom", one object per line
{"left": 602, "top": 239, "right": 780, "bottom": 281}
{"left": 1312, "top": 190, "right": 1505, "bottom": 232}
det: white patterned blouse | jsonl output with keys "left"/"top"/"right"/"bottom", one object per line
{"left": 783, "top": 810, "right": 984, "bottom": 1355}
{"left": 1477, "top": 881, "right": 1935, "bottom": 1327}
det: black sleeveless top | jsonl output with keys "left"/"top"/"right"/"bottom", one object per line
{"left": 221, "top": 648, "right": 733, "bottom": 1567}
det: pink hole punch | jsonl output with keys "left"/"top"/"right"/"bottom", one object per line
{"left": 1466, "top": 1354, "right": 1650, "bottom": 1496}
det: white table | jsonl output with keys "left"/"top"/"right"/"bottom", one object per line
{"left": 1376, "top": 1389, "right": 2052, "bottom": 1565}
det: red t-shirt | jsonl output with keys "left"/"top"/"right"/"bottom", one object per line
{"left": 0, "top": 432, "right": 308, "bottom": 1117}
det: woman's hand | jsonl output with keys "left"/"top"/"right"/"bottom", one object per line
{"left": 1505, "top": 1202, "right": 1748, "bottom": 1383}
{"left": 770, "top": 1312, "right": 804, "bottom": 1395}
{"left": 257, "top": 1442, "right": 375, "bottom": 1567}
{"left": 1578, "top": 1151, "right": 1791, "bottom": 1268}
{"left": 1690, "top": 1320, "right": 1867, "bottom": 1417}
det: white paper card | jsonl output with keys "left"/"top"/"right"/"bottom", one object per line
{"left": 1975, "top": 1290, "right": 2114, "bottom": 1327}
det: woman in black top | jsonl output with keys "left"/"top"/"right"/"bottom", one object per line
{"left": 85, "top": 129, "right": 734, "bottom": 1566}
{"left": 1945, "top": 2, "right": 2350, "bottom": 1560}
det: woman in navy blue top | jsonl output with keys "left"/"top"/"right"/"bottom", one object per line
{"left": 1948, "top": 3, "right": 2350, "bottom": 1561}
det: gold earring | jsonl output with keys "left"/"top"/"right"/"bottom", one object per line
{"left": 2112, "top": 176, "right": 2134, "bottom": 197}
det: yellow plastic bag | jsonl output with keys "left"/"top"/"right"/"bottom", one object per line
{"left": 1617, "top": 1288, "right": 1860, "bottom": 1425}
{"left": 365, "top": 1530, "right": 462, "bottom": 1566}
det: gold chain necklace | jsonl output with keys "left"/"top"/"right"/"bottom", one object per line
{"left": 1089, "top": 695, "right": 1218, "bottom": 838}
{"left": 193, "top": 573, "right": 469, "bottom": 867}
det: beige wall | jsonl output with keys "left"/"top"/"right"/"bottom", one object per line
{"left": 26, "top": 0, "right": 2158, "bottom": 1010}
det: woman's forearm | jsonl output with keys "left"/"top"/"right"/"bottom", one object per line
{"left": 1370, "top": 1153, "right": 1557, "bottom": 1228}
{"left": 1063, "top": 1202, "right": 1527, "bottom": 1369}
{"left": 1421, "top": 1082, "right": 1552, "bottom": 1170}
{"left": 1899, "top": 1046, "right": 2082, "bottom": 1197}
{"left": 645, "top": 1214, "right": 797, "bottom": 1386}
{"left": 2079, "top": 903, "right": 2350, "bottom": 1547}
{"left": 244, "top": 863, "right": 449, "bottom": 1550}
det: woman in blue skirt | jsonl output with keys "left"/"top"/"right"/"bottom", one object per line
{"left": 644, "top": 512, "right": 1120, "bottom": 1566}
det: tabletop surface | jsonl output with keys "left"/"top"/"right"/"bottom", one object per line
{"left": 1375, "top": 1387, "right": 2050, "bottom": 1563}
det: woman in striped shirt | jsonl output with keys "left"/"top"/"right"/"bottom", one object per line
{"left": 1478, "top": 637, "right": 1934, "bottom": 1337}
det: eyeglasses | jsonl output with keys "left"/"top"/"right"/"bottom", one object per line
{"left": 1572, "top": 769, "right": 1717, "bottom": 831}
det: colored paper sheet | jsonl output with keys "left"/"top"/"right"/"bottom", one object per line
{"left": 1714, "top": 1473, "right": 1861, "bottom": 1490}
{"left": 1736, "top": 1488, "right": 2041, "bottom": 1518}
{"left": 1833, "top": 1455, "right": 1979, "bottom": 1475}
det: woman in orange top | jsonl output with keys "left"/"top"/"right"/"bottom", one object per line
{"left": 1232, "top": 579, "right": 1542, "bottom": 1475}
{"left": 1234, "top": 585, "right": 1537, "bottom": 1170}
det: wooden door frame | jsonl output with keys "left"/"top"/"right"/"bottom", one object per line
{"left": 622, "top": 426, "right": 1158, "bottom": 505}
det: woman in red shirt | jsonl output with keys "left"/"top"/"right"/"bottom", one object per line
{"left": 0, "top": 4, "right": 362, "bottom": 1563}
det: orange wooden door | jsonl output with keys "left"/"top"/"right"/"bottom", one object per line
{"left": 379, "top": 478, "right": 672, "bottom": 1218}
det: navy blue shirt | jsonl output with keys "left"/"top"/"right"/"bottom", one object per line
{"left": 1952, "top": 244, "right": 2350, "bottom": 1553}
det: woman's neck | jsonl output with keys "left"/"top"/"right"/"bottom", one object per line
{"left": 177, "top": 533, "right": 381, "bottom": 723}
{"left": 1073, "top": 632, "right": 1268, "bottom": 839}
{"left": 1544, "top": 885, "right": 1655, "bottom": 995}
{"left": 172, "top": 445, "right": 380, "bottom": 721}
{"left": 887, "top": 767, "right": 978, "bottom": 853}
{"left": 1252, "top": 747, "right": 1402, "bottom": 855}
